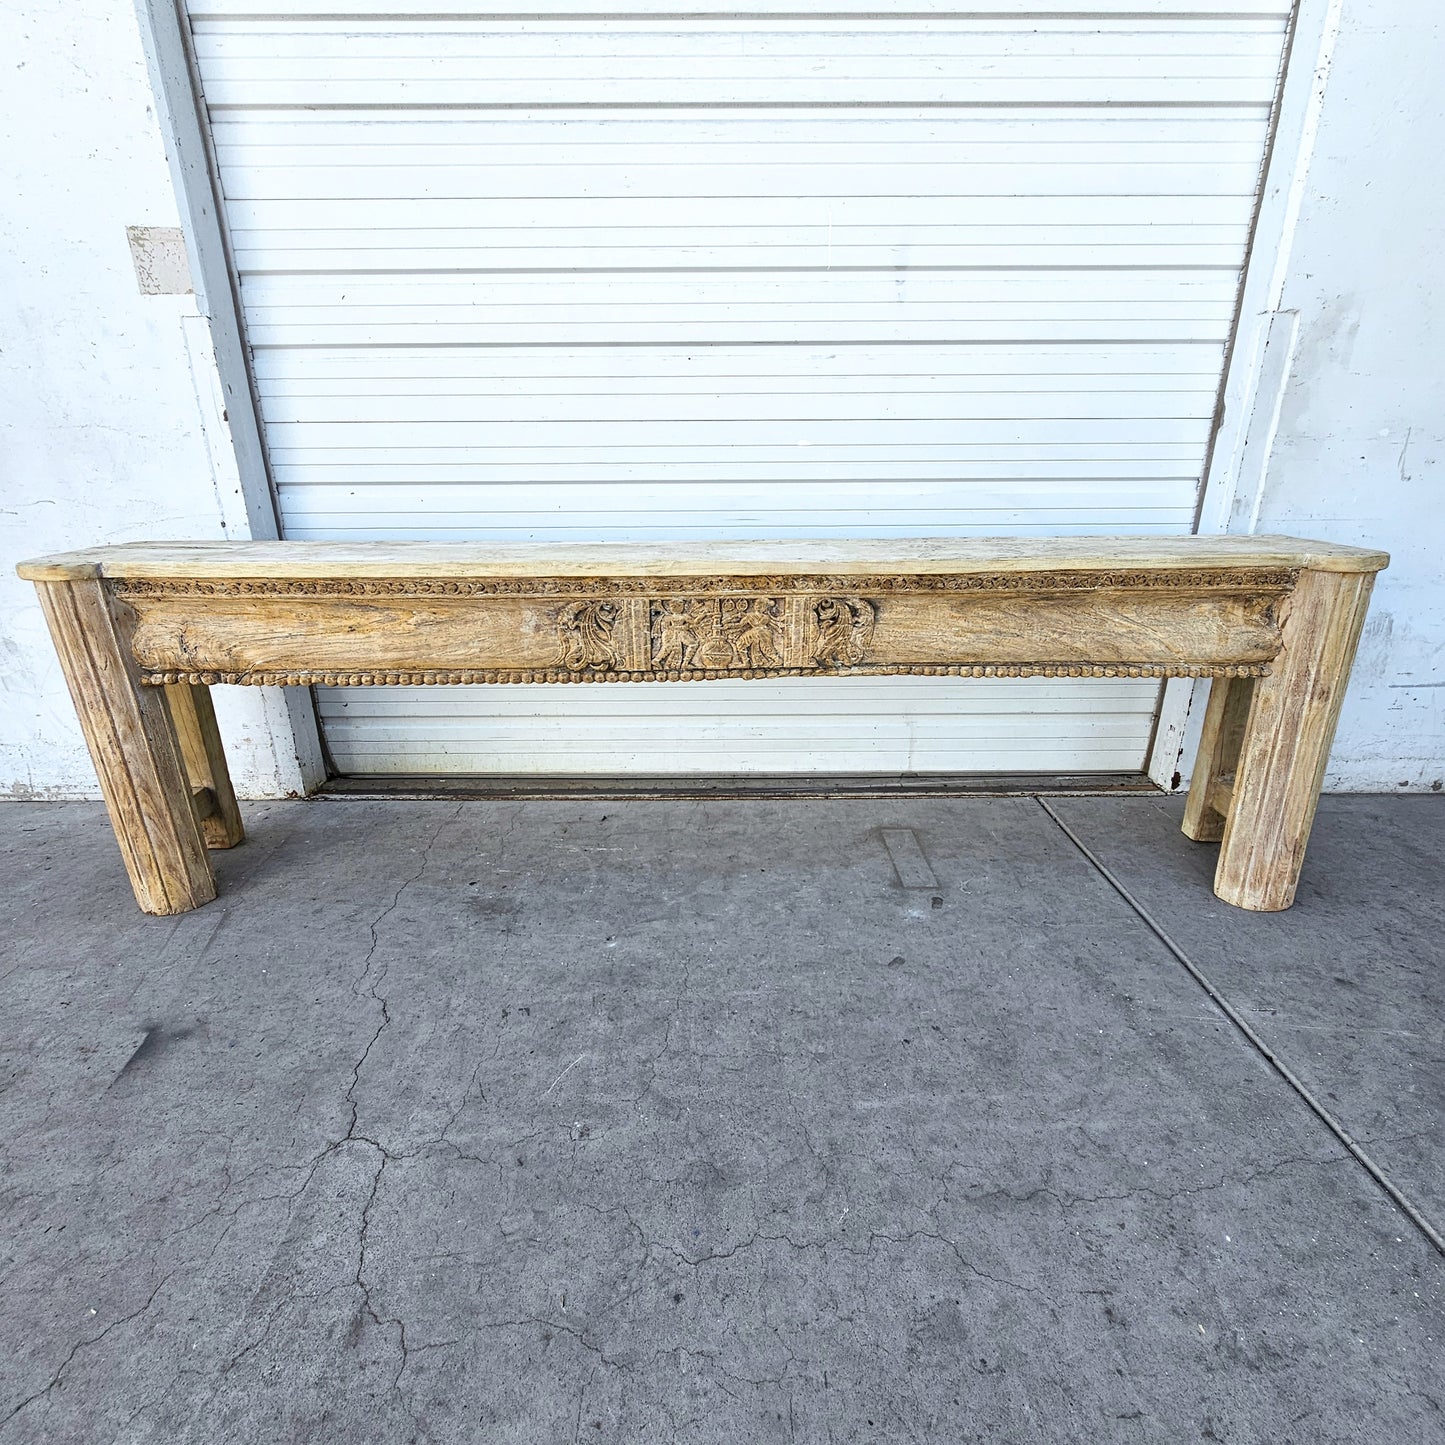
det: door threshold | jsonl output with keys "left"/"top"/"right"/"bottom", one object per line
{"left": 317, "top": 772, "right": 1163, "bottom": 802}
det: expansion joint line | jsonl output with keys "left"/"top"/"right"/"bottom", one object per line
{"left": 1036, "top": 797, "right": 1445, "bottom": 1259}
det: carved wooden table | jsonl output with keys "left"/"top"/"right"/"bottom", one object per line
{"left": 18, "top": 536, "right": 1387, "bottom": 916}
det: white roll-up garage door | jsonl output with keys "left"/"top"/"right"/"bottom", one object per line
{"left": 188, "top": 0, "right": 1294, "bottom": 775}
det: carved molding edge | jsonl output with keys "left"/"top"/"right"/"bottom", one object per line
{"left": 140, "top": 661, "right": 1274, "bottom": 687}
{"left": 114, "top": 568, "right": 1301, "bottom": 600}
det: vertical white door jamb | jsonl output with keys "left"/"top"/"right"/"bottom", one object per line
{"left": 129, "top": 0, "right": 327, "bottom": 792}
{"left": 1147, "top": 0, "right": 1346, "bottom": 792}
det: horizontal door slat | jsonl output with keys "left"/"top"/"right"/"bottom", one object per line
{"left": 192, "top": 1, "right": 1291, "bottom": 17}
{"left": 219, "top": 162, "right": 1263, "bottom": 202}
{"left": 251, "top": 342, "right": 1225, "bottom": 381}
{"left": 258, "top": 390, "right": 1221, "bottom": 424}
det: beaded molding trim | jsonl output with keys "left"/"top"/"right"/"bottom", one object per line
{"left": 141, "top": 661, "right": 1272, "bottom": 687}
{"left": 115, "top": 568, "right": 1300, "bottom": 600}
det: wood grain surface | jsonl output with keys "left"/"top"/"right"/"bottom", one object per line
{"left": 18, "top": 534, "right": 1389, "bottom": 583}
{"left": 34, "top": 580, "right": 216, "bottom": 914}
{"left": 1214, "top": 569, "right": 1377, "bottom": 911}
{"left": 121, "top": 583, "right": 1288, "bottom": 683}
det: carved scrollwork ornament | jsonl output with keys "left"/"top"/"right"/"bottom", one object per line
{"left": 554, "top": 598, "right": 621, "bottom": 671}
{"left": 810, "top": 596, "right": 877, "bottom": 668}
{"left": 114, "top": 568, "right": 1300, "bottom": 601}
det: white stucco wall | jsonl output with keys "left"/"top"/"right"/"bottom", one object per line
{"left": 1246, "top": 0, "right": 1443, "bottom": 792}
{"left": 1, "top": 0, "right": 1439, "bottom": 796}
{"left": 0, "top": 0, "right": 309, "bottom": 799}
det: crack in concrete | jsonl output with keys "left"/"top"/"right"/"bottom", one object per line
{"left": 344, "top": 807, "right": 461, "bottom": 1143}
{"left": 349, "top": 1146, "right": 421, "bottom": 1395}
{"left": 1, "top": 1271, "right": 173, "bottom": 1427}
{"left": 185, "top": 808, "right": 472, "bottom": 1411}
{"left": 615, "top": 955, "right": 691, "bottom": 1110}
{"left": 324, "top": 809, "right": 467, "bottom": 1402}
{"left": 863, "top": 1228, "right": 1044, "bottom": 1296}
{"left": 565, "top": 1197, "right": 1042, "bottom": 1307}
{"left": 335, "top": 808, "right": 470, "bottom": 1400}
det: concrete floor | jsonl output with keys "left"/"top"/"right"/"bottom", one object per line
{"left": 0, "top": 793, "right": 1441, "bottom": 1444}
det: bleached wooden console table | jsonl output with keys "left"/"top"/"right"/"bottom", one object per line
{"left": 19, "top": 536, "right": 1386, "bottom": 916}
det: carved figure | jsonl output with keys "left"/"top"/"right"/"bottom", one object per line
{"left": 725, "top": 597, "right": 783, "bottom": 668}
{"left": 654, "top": 596, "right": 784, "bottom": 670}
{"left": 651, "top": 598, "right": 703, "bottom": 670}
{"left": 811, "top": 596, "right": 876, "bottom": 667}
{"left": 555, "top": 599, "right": 620, "bottom": 671}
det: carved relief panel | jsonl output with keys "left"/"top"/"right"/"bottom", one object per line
{"left": 650, "top": 597, "right": 785, "bottom": 671}
{"left": 554, "top": 593, "right": 881, "bottom": 676}
{"left": 552, "top": 593, "right": 882, "bottom": 676}
{"left": 118, "top": 572, "right": 1288, "bottom": 686}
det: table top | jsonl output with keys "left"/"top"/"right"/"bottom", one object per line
{"left": 18, "top": 534, "right": 1389, "bottom": 583}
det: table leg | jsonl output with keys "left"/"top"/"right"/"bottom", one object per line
{"left": 35, "top": 578, "right": 216, "bottom": 915}
{"left": 1214, "top": 569, "right": 1375, "bottom": 911}
{"left": 165, "top": 682, "right": 245, "bottom": 849}
{"left": 1181, "top": 674, "right": 1254, "bottom": 843}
